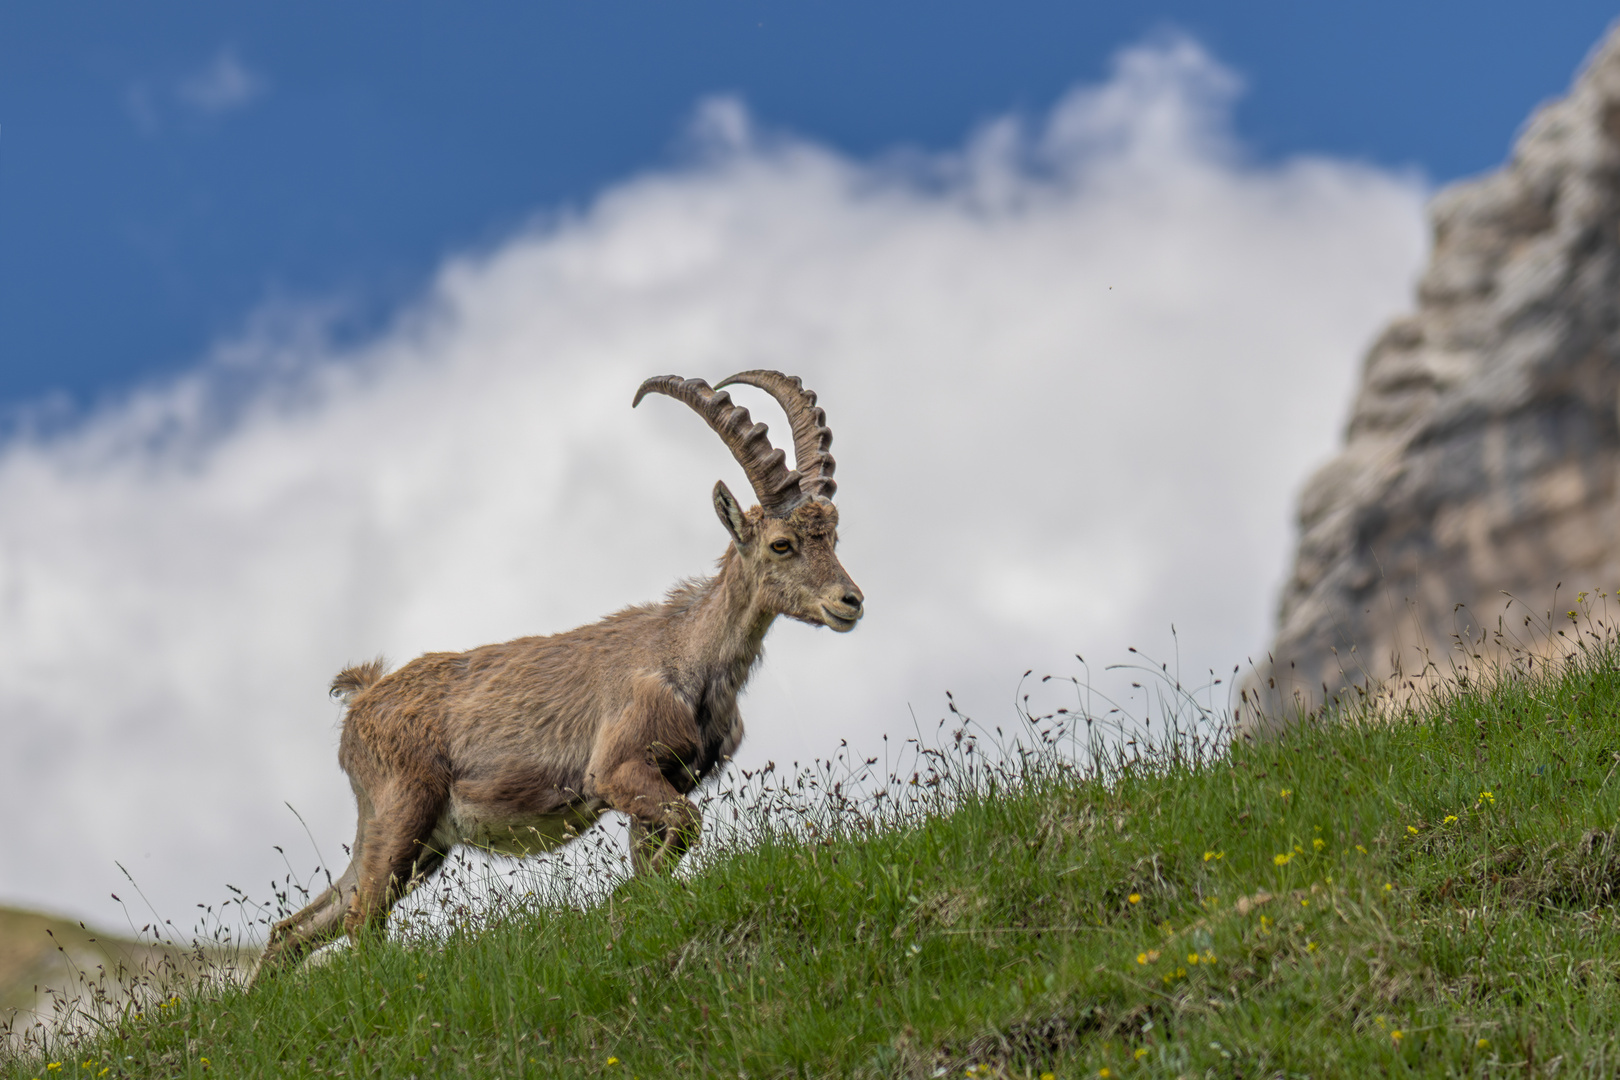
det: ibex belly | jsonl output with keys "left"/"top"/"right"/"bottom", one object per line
{"left": 437, "top": 795, "right": 608, "bottom": 858}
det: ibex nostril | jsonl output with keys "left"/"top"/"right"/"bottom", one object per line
{"left": 843, "top": 593, "right": 862, "bottom": 609}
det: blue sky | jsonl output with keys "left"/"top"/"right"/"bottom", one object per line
{"left": 1, "top": 2, "right": 1615, "bottom": 408}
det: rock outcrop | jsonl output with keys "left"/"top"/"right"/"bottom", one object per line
{"left": 1247, "top": 24, "right": 1620, "bottom": 723}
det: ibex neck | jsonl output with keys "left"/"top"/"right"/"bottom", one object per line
{"left": 681, "top": 548, "right": 774, "bottom": 682}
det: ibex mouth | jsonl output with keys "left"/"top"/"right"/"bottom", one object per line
{"left": 820, "top": 605, "right": 860, "bottom": 632}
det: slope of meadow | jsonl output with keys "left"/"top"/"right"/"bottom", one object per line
{"left": 8, "top": 615, "right": 1620, "bottom": 1078}
{"left": 0, "top": 907, "right": 189, "bottom": 1021}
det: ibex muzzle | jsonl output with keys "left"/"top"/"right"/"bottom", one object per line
{"left": 252, "top": 370, "right": 860, "bottom": 984}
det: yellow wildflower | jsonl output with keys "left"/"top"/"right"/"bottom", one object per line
{"left": 1313, "top": 837, "right": 1326, "bottom": 851}
{"left": 1356, "top": 844, "right": 1368, "bottom": 854}
{"left": 1407, "top": 826, "right": 1418, "bottom": 835}
{"left": 1392, "top": 1030, "right": 1403, "bottom": 1042}
{"left": 1128, "top": 893, "right": 1141, "bottom": 904}
{"left": 1274, "top": 853, "right": 1292, "bottom": 866}
{"left": 1477, "top": 1038, "right": 1490, "bottom": 1049}
{"left": 1280, "top": 788, "right": 1291, "bottom": 798}
{"left": 1443, "top": 815, "right": 1458, "bottom": 825}
{"left": 1134, "top": 1048, "right": 1149, "bottom": 1060}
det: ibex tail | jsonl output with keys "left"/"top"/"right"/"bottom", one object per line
{"left": 330, "top": 658, "right": 388, "bottom": 702}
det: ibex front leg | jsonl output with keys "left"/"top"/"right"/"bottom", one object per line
{"left": 593, "top": 675, "right": 704, "bottom": 876}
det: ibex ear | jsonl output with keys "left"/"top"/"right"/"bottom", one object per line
{"left": 713, "top": 480, "right": 753, "bottom": 545}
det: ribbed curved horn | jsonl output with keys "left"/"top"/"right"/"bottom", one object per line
{"left": 633, "top": 375, "right": 804, "bottom": 515}
{"left": 714, "top": 370, "right": 836, "bottom": 501}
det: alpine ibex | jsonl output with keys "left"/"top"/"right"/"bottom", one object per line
{"left": 252, "top": 371, "right": 863, "bottom": 981}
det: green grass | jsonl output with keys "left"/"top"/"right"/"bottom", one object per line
{"left": 11, "top": 622, "right": 1620, "bottom": 1077}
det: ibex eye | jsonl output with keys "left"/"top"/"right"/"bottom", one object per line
{"left": 770, "top": 540, "right": 792, "bottom": 554}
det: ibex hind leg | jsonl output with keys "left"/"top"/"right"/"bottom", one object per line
{"left": 251, "top": 859, "right": 362, "bottom": 985}
{"left": 251, "top": 799, "right": 371, "bottom": 986}
{"left": 344, "top": 783, "right": 448, "bottom": 938}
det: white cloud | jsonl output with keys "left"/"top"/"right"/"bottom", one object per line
{"left": 125, "top": 48, "right": 266, "bottom": 133}
{"left": 0, "top": 37, "right": 1426, "bottom": 930}
{"left": 175, "top": 48, "right": 265, "bottom": 116}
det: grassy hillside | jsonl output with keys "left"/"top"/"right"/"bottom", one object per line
{"left": 0, "top": 904, "right": 235, "bottom": 1051}
{"left": 0, "top": 907, "right": 145, "bottom": 1015}
{"left": 8, "top": 620, "right": 1620, "bottom": 1077}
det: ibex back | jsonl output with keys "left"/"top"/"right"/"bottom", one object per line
{"left": 253, "top": 371, "right": 862, "bottom": 983}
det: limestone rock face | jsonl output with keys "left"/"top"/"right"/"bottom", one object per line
{"left": 1248, "top": 25, "right": 1620, "bottom": 722}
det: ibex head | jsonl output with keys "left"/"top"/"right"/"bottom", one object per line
{"left": 634, "top": 370, "right": 864, "bottom": 632}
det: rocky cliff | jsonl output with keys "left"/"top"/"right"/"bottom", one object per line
{"left": 1247, "top": 24, "right": 1620, "bottom": 724}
